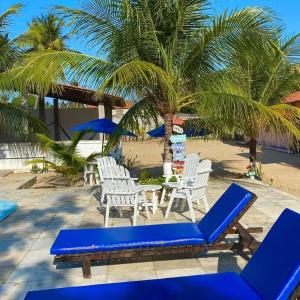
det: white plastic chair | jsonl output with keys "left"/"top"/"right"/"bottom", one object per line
{"left": 98, "top": 165, "right": 136, "bottom": 203}
{"left": 102, "top": 178, "right": 150, "bottom": 227}
{"left": 160, "top": 153, "right": 200, "bottom": 205}
{"left": 101, "top": 165, "right": 134, "bottom": 180}
{"left": 165, "top": 159, "right": 212, "bottom": 222}
{"left": 96, "top": 156, "right": 117, "bottom": 181}
{"left": 84, "top": 163, "right": 97, "bottom": 186}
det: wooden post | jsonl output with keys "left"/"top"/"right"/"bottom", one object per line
{"left": 38, "top": 95, "right": 46, "bottom": 124}
{"left": 53, "top": 98, "right": 60, "bottom": 141}
{"left": 104, "top": 104, "right": 112, "bottom": 120}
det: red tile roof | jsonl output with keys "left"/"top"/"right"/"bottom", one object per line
{"left": 283, "top": 92, "right": 300, "bottom": 104}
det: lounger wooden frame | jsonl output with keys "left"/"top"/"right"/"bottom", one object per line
{"left": 54, "top": 195, "right": 262, "bottom": 279}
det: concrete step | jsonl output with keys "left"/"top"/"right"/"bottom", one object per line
{"left": 0, "top": 173, "right": 37, "bottom": 192}
{"left": 0, "top": 170, "right": 13, "bottom": 177}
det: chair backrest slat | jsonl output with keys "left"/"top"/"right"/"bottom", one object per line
{"left": 182, "top": 153, "right": 200, "bottom": 178}
{"left": 241, "top": 209, "right": 300, "bottom": 300}
{"left": 103, "top": 178, "right": 137, "bottom": 205}
{"left": 97, "top": 156, "right": 117, "bottom": 180}
{"left": 102, "top": 165, "right": 131, "bottom": 180}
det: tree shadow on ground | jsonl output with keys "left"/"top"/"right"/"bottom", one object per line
{"left": 237, "top": 149, "right": 300, "bottom": 168}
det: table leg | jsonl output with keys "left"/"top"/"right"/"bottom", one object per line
{"left": 160, "top": 187, "right": 167, "bottom": 205}
{"left": 152, "top": 191, "right": 157, "bottom": 214}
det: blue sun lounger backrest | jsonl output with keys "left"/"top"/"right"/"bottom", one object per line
{"left": 241, "top": 209, "right": 300, "bottom": 300}
{"left": 198, "top": 183, "right": 255, "bottom": 244}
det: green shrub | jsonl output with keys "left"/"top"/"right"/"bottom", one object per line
{"left": 139, "top": 169, "right": 152, "bottom": 181}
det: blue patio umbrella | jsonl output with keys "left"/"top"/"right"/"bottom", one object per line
{"left": 147, "top": 125, "right": 165, "bottom": 138}
{"left": 71, "top": 118, "right": 136, "bottom": 137}
{"left": 147, "top": 125, "right": 206, "bottom": 138}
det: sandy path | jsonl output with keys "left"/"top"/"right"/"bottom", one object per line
{"left": 123, "top": 139, "right": 300, "bottom": 197}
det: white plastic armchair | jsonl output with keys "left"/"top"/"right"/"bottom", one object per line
{"left": 96, "top": 156, "right": 117, "bottom": 181}
{"left": 160, "top": 153, "right": 200, "bottom": 204}
{"left": 98, "top": 165, "right": 138, "bottom": 204}
{"left": 102, "top": 178, "right": 150, "bottom": 227}
{"left": 102, "top": 165, "right": 138, "bottom": 181}
{"left": 165, "top": 159, "right": 212, "bottom": 222}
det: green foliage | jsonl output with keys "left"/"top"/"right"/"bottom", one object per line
{"left": 26, "top": 132, "right": 101, "bottom": 186}
{"left": 0, "top": 4, "right": 47, "bottom": 141}
{"left": 11, "top": 94, "right": 37, "bottom": 108}
{"left": 117, "top": 155, "right": 137, "bottom": 170}
{"left": 168, "top": 176, "right": 177, "bottom": 183}
{"left": 138, "top": 170, "right": 176, "bottom": 185}
{"left": 0, "top": 1, "right": 279, "bottom": 161}
{"left": 138, "top": 176, "right": 165, "bottom": 186}
{"left": 18, "top": 14, "right": 69, "bottom": 51}
{"left": 2, "top": 1, "right": 300, "bottom": 160}
{"left": 139, "top": 169, "right": 152, "bottom": 181}
{"left": 192, "top": 32, "right": 300, "bottom": 158}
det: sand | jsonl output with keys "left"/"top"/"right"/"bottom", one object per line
{"left": 123, "top": 139, "right": 300, "bottom": 197}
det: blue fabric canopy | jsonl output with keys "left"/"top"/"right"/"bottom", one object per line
{"left": 147, "top": 125, "right": 206, "bottom": 138}
{"left": 71, "top": 118, "right": 136, "bottom": 137}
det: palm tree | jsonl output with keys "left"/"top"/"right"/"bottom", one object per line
{"left": 0, "top": 4, "right": 46, "bottom": 140}
{"left": 17, "top": 14, "right": 70, "bottom": 124}
{"left": 5, "top": 1, "right": 278, "bottom": 174}
{"left": 194, "top": 31, "right": 300, "bottom": 162}
{"left": 19, "top": 14, "right": 68, "bottom": 51}
{"left": 27, "top": 132, "right": 101, "bottom": 186}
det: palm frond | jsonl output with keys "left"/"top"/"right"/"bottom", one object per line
{"left": 183, "top": 7, "right": 274, "bottom": 75}
{"left": 105, "top": 98, "right": 158, "bottom": 151}
{"left": 0, "top": 4, "right": 23, "bottom": 32}
{"left": 0, "top": 104, "right": 47, "bottom": 141}
{"left": 0, "top": 50, "right": 109, "bottom": 95}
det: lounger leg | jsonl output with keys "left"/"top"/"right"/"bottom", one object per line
{"left": 160, "top": 187, "right": 167, "bottom": 205}
{"left": 186, "top": 192, "right": 196, "bottom": 222}
{"left": 165, "top": 189, "right": 176, "bottom": 219}
{"left": 203, "top": 194, "right": 209, "bottom": 213}
{"left": 82, "top": 257, "right": 91, "bottom": 279}
{"left": 105, "top": 205, "right": 110, "bottom": 227}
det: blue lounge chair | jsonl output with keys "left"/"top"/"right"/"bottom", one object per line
{"left": 0, "top": 200, "right": 17, "bottom": 222}
{"left": 50, "top": 183, "right": 262, "bottom": 278}
{"left": 25, "top": 209, "right": 300, "bottom": 300}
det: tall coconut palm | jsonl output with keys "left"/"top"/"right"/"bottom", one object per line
{"left": 17, "top": 14, "right": 70, "bottom": 123}
{"left": 194, "top": 31, "right": 300, "bottom": 162}
{"left": 4, "top": 0, "right": 277, "bottom": 174}
{"left": 19, "top": 14, "right": 68, "bottom": 51}
{"left": 0, "top": 4, "right": 46, "bottom": 141}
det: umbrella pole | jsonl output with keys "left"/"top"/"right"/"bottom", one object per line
{"left": 101, "top": 133, "right": 104, "bottom": 153}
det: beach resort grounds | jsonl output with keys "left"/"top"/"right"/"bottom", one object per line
{"left": 0, "top": 173, "right": 299, "bottom": 299}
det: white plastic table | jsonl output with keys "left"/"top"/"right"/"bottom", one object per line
{"left": 139, "top": 185, "right": 162, "bottom": 214}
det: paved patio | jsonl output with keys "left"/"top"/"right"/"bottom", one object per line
{"left": 0, "top": 177, "right": 300, "bottom": 299}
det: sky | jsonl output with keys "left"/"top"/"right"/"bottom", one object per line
{"left": 2, "top": 0, "right": 300, "bottom": 55}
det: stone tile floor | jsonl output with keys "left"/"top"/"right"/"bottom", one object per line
{"left": 0, "top": 178, "right": 299, "bottom": 299}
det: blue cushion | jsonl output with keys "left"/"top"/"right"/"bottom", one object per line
{"left": 198, "top": 183, "right": 255, "bottom": 244}
{"left": 50, "top": 223, "right": 206, "bottom": 255}
{"left": 25, "top": 272, "right": 260, "bottom": 300}
{"left": 0, "top": 200, "right": 17, "bottom": 222}
{"left": 241, "top": 209, "right": 300, "bottom": 300}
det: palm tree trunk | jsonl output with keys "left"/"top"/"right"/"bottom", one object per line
{"left": 38, "top": 95, "right": 46, "bottom": 124}
{"left": 162, "top": 113, "right": 173, "bottom": 176}
{"left": 249, "top": 137, "right": 257, "bottom": 163}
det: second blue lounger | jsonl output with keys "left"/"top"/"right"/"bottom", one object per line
{"left": 25, "top": 209, "right": 300, "bottom": 300}
{"left": 51, "top": 183, "right": 261, "bottom": 278}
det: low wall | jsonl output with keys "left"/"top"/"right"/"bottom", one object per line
{"left": 0, "top": 140, "right": 104, "bottom": 171}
